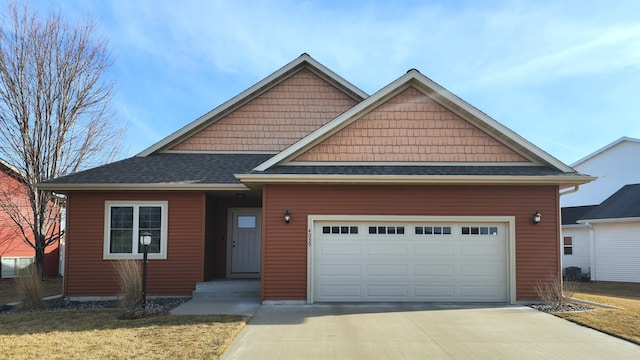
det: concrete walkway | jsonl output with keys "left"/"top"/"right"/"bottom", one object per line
{"left": 170, "top": 298, "right": 261, "bottom": 316}
{"left": 170, "top": 279, "right": 261, "bottom": 316}
{"left": 221, "top": 303, "right": 640, "bottom": 360}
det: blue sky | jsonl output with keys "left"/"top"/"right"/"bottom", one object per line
{"left": 33, "top": 0, "right": 640, "bottom": 165}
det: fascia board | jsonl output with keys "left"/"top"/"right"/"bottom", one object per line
{"left": 302, "top": 55, "right": 368, "bottom": 99}
{"left": 570, "top": 137, "right": 640, "bottom": 167}
{"left": 35, "top": 183, "right": 249, "bottom": 191}
{"left": 235, "top": 173, "right": 596, "bottom": 186}
{"left": 577, "top": 217, "right": 640, "bottom": 224}
{"left": 408, "top": 72, "right": 574, "bottom": 172}
{"left": 137, "top": 54, "right": 368, "bottom": 157}
{"left": 0, "top": 158, "right": 25, "bottom": 180}
{"left": 561, "top": 224, "right": 589, "bottom": 229}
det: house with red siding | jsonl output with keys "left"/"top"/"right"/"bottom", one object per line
{"left": 1, "top": 160, "right": 60, "bottom": 278}
{"left": 39, "top": 54, "right": 594, "bottom": 303}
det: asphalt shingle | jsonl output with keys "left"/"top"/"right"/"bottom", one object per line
{"left": 561, "top": 205, "right": 598, "bottom": 225}
{"left": 41, "top": 153, "right": 274, "bottom": 185}
{"left": 580, "top": 184, "right": 640, "bottom": 221}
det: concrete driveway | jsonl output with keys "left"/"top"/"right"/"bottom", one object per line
{"left": 221, "top": 303, "right": 640, "bottom": 359}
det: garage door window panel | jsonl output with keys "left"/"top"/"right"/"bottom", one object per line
{"left": 416, "top": 226, "right": 452, "bottom": 235}
{"left": 369, "top": 226, "right": 404, "bottom": 235}
{"left": 322, "top": 226, "right": 358, "bottom": 234}
{"left": 462, "top": 226, "right": 498, "bottom": 235}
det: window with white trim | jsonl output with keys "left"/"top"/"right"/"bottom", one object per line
{"left": 104, "top": 201, "right": 168, "bottom": 260}
{"left": 1, "top": 256, "right": 34, "bottom": 278}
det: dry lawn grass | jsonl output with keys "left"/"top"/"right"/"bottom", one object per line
{"left": 557, "top": 281, "right": 640, "bottom": 345}
{"left": 0, "top": 310, "right": 248, "bottom": 359}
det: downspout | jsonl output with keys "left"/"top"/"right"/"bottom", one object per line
{"left": 585, "top": 222, "right": 595, "bottom": 281}
{"left": 558, "top": 185, "right": 579, "bottom": 277}
{"left": 559, "top": 185, "right": 580, "bottom": 196}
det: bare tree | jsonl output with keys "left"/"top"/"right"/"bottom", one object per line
{"left": 0, "top": 3, "right": 121, "bottom": 278}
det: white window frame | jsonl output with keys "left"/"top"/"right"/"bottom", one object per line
{"left": 103, "top": 201, "right": 168, "bottom": 260}
{"left": 1, "top": 256, "right": 35, "bottom": 278}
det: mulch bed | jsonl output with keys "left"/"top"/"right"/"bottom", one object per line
{"left": 530, "top": 302, "right": 592, "bottom": 313}
{"left": 0, "top": 297, "right": 190, "bottom": 319}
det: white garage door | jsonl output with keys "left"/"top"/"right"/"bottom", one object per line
{"left": 312, "top": 221, "right": 508, "bottom": 302}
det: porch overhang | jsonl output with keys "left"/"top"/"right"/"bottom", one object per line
{"left": 235, "top": 173, "right": 596, "bottom": 189}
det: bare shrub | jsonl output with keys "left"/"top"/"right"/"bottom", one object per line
{"left": 562, "top": 277, "right": 580, "bottom": 300}
{"left": 536, "top": 273, "right": 580, "bottom": 306}
{"left": 14, "top": 263, "right": 45, "bottom": 310}
{"left": 536, "top": 273, "right": 564, "bottom": 305}
{"left": 113, "top": 260, "right": 141, "bottom": 308}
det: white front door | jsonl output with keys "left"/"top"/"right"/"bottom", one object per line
{"left": 229, "top": 209, "right": 261, "bottom": 277}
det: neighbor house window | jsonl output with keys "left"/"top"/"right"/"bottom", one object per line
{"left": 104, "top": 201, "right": 168, "bottom": 260}
{"left": 1, "top": 257, "right": 34, "bottom": 278}
{"left": 563, "top": 236, "right": 573, "bottom": 255}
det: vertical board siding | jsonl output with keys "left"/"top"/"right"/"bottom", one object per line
{"left": 65, "top": 191, "right": 206, "bottom": 297}
{"left": 263, "top": 184, "right": 560, "bottom": 301}
{"left": 593, "top": 222, "right": 640, "bottom": 283}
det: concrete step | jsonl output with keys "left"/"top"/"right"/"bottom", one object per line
{"left": 192, "top": 280, "right": 260, "bottom": 300}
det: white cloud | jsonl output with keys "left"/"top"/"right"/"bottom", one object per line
{"left": 472, "top": 24, "right": 640, "bottom": 88}
{"left": 28, "top": 0, "right": 640, "bottom": 163}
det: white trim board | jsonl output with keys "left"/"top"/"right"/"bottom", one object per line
{"left": 236, "top": 174, "right": 595, "bottom": 188}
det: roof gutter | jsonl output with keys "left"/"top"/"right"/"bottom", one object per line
{"left": 578, "top": 217, "right": 640, "bottom": 224}
{"left": 35, "top": 183, "right": 250, "bottom": 192}
{"left": 235, "top": 174, "right": 596, "bottom": 187}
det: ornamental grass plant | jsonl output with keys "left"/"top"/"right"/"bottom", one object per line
{"left": 113, "top": 260, "right": 142, "bottom": 308}
{"left": 13, "top": 264, "right": 44, "bottom": 310}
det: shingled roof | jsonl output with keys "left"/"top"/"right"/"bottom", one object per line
{"left": 37, "top": 54, "right": 595, "bottom": 192}
{"left": 579, "top": 184, "right": 640, "bottom": 221}
{"left": 561, "top": 205, "right": 598, "bottom": 225}
{"left": 38, "top": 153, "right": 273, "bottom": 190}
